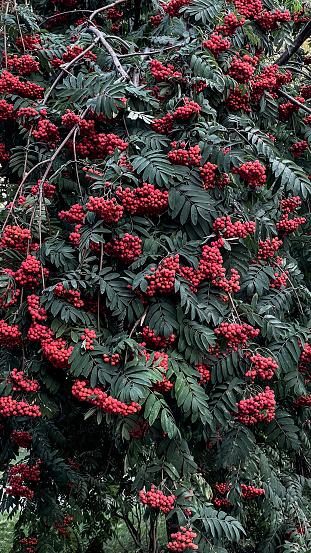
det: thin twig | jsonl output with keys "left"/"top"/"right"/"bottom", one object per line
{"left": 87, "top": 26, "right": 131, "bottom": 82}
{"left": 3, "top": 1, "right": 10, "bottom": 70}
{"left": 129, "top": 305, "right": 149, "bottom": 338}
{"left": 13, "top": 0, "right": 25, "bottom": 53}
{"left": 72, "top": 127, "right": 84, "bottom": 202}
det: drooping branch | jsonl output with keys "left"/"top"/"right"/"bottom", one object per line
{"left": 275, "top": 20, "right": 311, "bottom": 66}
{"left": 87, "top": 26, "right": 132, "bottom": 82}
{"left": 276, "top": 89, "right": 311, "bottom": 115}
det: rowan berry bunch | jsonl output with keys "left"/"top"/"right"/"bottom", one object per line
{"left": 16, "top": 35, "right": 41, "bottom": 50}
{"left": 59, "top": 204, "right": 85, "bottom": 224}
{"left": 145, "top": 255, "right": 179, "bottom": 296}
{"left": 142, "top": 326, "right": 175, "bottom": 348}
{"left": 167, "top": 527, "right": 198, "bottom": 551}
{"left": 30, "top": 180, "right": 56, "bottom": 198}
{"left": 20, "top": 536, "right": 37, "bottom": 553}
{"left": 232, "top": 160, "right": 266, "bottom": 187}
{"left": 226, "top": 88, "right": 251, "bottom": 113}
{"left": 27, "top": 323, "right": 53, "bottom": 342}
{"left": 149, "top": 60, "right": 183, "bottom": 82}
{"left": 215, "top": 482, "right": 231, "bottom": 495}
{"left": 0, "top": 99, "right": 17, "bottom": 120}
{"left": 214, "top": 497, "right": 232, "bottom": 507}
{"left": 300, "top": 85, "right": 311, "bottom": 99}
{"left": 0, "top": 396, "right": 41, "bottom": 417}
{"left": 41, "top": 337, "right": 74, "bottom": 369}
{"left": 279, "top": 97, "right": 305, "bottom": 120}
{"left": 6, "top": 461, "right": 41, "bottom": 499}
{"left": 0, "top": 320, "right": 23, "bottom": 348}
{"left": 68, "top": 129, "right": 128, "bottom": 160}
{"left": 173, "top": 98, "right": 201, "bottom": 120}
{"left": 216, "top": 13, "right": 245, "bottom": 35}
{"left": 55, "top": 516, "right": 73, "bottom": 535}
{"left": 150, "top": 13, "right": 164, "bottom": 27}
{"left": 72, "top": 379, "right": 141, "bottom": 415}
{"left": 241, "top": 484, "right": 265, "bottom": 498}
{"left": 168, "top": 143, "right": 202, "bottom": 166}
{"left": 142, "top": 350, "right": 174, "bottom": 392}
{"left": 290, "top": 141, "right": 308, "bottom": 158}
{"left": 80, "top": 328, "right": 97, "bottom": 350}
{"left": 0, "top": 226, "right": 32, "bottom": 251}
{"left": 32, "top": 119, "right": 60, "bottom": 148}
{"left": 11, "top": 430, "right": 33, "bottom": 449}
{"left": 52, "top": 45, "right": 97, "bottom": 67}
{"left": 270, "top": 271, "right": 288, "bottom": 289}
{"left": 200, "top": 162, "right": 217, "bottom": 189}
{"left": 215, "top": 322, "right": 259, "bottom": 346}
{"left": 54, "top": 283, "right": 84, "bottom": 307}
{"left": 255, "top": 9, "right": 290, "bottom": 31}
{"left": 151, "top": 113, "right": 174, "bottom": 134}
{"left": 27, "top": 295, "right": 47, "bottom": 322}
{"left": 103, "top": 353, "right": 120, "bottom": 365}
{"left": 0, "top": 142, "right": 10, "bottom": 163}
{"left": 245, "top": 354, "right": 278, "bottom": 380}
{"left": 4, "top": 54, "right": 39, "bottom": 74}
{"left": 196, "top": 363, "right": 211, "bottom": 383}
{"left": 213, "top": 216, "right": 255, "bottom": 238}
{"left": 139, "top": 485, "right": 176, "bottom": 514}
{"left": 129, "top": 420, "right": 149, "bottom": 438}
{"left": 234, "top": 0, "right": 262, "bottom": 18}
{"left": 228, "top": 55, "right": 255, "bottom": 83}
{"left": 294, "top": 395, "right": 311, "bottom": 407}
{"left": 202, "top": 33, "right": 230, "bottom": 57}
{"left": 116, "top": 183, "right": 169, "bottom": 215}
{"left": 163, "top": 0, "right": 191, "bottom": 18}
{"left": 15, "top": 255, "right": 49, "bottom": 288}
{"left": 104, "top": 234, "right": 142, "bottom": 264}
{"left": 257, "top": 237, "right": 282, "bottom": 259}
{"left": 276, "top": 214, "right": 306, "bottom": 237}
{"left": 86, "top": 197, "right": 124, "bottom": 223}
{"left": 68, "top": 458, "right": 80, "bottom": 470}
{"left": 0, "top": 71, "right": 44, "bottom": 98}
{"left": 236, "top": 387, "right": 276, "bottom": 425}
{"left": 8, "top": 368, "right": 39, "bottom": 392}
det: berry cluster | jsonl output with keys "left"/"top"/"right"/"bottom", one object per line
{"left": 41, "top": 337, "right": 74, "bottom": 369}
{"left": 200, "top": 162, "right": 217, "bottom": 189}
{"left": 0, "top": 143, "right": 10, "bottom": 163}
{"left": 104, "top": 234, "right": 142, "bottom": 264}
{"left": 15, "top": 255, "right": 49, "bottom": 288}
{"left": 116, "top": 183, "right": 169, "bottom": 215}
{"left": 142, "top": 327, "right": 175, "bottom": 348}
{"left": 213, "top": 216, "right": 255, "bottom": 238}
{"left": 241, "top": 484, "right": 265, "bottom": 498}
{"left": 245, "top": 354, "right": 278, "bottom": 380}
{"left": 151, "top": 113, "right": 174, "bottom": 134}
{"left": 216, "top": 13, "right": 245, "bottom": 35}
{"left": 226, "top": 88, "right": 251, "bottom": 113}
{"left": 236, "top": 387, "right": 276, "bottom": 425}
{"left": 270, "top": 271, "right": 288, "bottom": 289}
{"left": 139, "top": 485, "right": 176, "bottom": 514}
{"left": 168, "top": 143, "right": 201, "bottom": 166}
{"left": 173, "top": 98, "right": 201, "bottom": 120}
{"left": 30, "top": 180, "right": 55, "bottom": 198}
{"left": 228, "top": 55, "right": 255, "bottom": 83}
{"left": 294, "top": 395, "right": 311, "bottom": 407}
{"left": 129, "top": 420, "right": 149, "bottom": 438}
{"left": 234, "top": 0, "right": 262, "bottom": 18}
{"left": 215, "top": 322, "right": 259, "bottom": 346}
{"left": 0, "top": 226, "right": 31, "bottom": 252}
{"left": 149, "top": 60, "right": 183, "bottom": 82}
{"left": 16, "top": 35, "right": 41, "bottom": 50}
{"left": 32, "top": 119, "right": 60, "bottom": 148}
{"left": 196, "top": 363, "right": 211, "bottom": 384}
{"left": 86, "top": 197, "right": 123, "bottom": 223}
{"left": 142, "top": 350, "right": 173, "bottom": 392}
{"left": 300, "top": 85, "right": 311, "bottom": 99}
{"left": 103, "top": 353, "right": 120, "bottom": 365}
{"left": 290, "top": 141, "right": 308, "bottom": 158}
{"left": 8, "top": 368, "right": 39, "bottom": 392}
{"left": 0, "top": 71, "right": 44, "bottom": 98}
{"left": 0, "top": 99, "right": 17, "bottom": 121}
{"left": 257, "top": 237, "right": 282, "bottom": 259}
{"left": 203, "top": 33, "right": 230, "bottom": 57}
{"left": 0, "top": 320, "right": 22, "bottom": 349}
{"left": 276, "top": 214, "right": 306, "bottom": 237}
{"left": 4, "top": 54, "right": 39, "bottom": 74}
{"left": 52, "top": 45, "right": 96, "bottom": 67}
{"left": 255, "top": 9, "right": 290, "bottom": 31}
{"left": 0, "top": 396, "right": 41, "bottom": 417}
{"left": 80, "top": 328, "right": 97, "bottom": 350}
{"left": 54, "top": 282, "right": 84, "bottom": 307}
{"left": 11, "top": 430, "right": 33, "bottom": 448}
{"left": 20, "top": 536, "right": 37, "bottom": 553}
{"left": 27, "top": 294, "right": 47, "bottom": 322}
{"left": 59, "top": 204, "right": 85, "bottom": 224}
{"left": 6, "top": 461, "right": 40, "bottom": 499}
{"left": 232, "top": 161, "right": 266, "bottom": 187}
{"left": 72, "top": 380, "right": 141, "bottom": 415}
{"left": 279, "top": 97, "right": 305, "bottom": 120}
{"left": 145, "top": 255, "right": 179, "bottom": 296}
{"left": 65, "top": 116, "right": 128, "bottom": 159}
{"left": 167, "top": 527, "right": 198, "bottom": 551}
{"left": 150, "top": 13, "right": 164, "bottom": 27}
{"left": 163, "top": 0, "right": 191, "bottom": 18}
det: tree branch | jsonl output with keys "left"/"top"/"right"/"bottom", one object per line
{"left": 89, "top": 0, "right": 126, "bottom": 22}
{"left": 275, "top": 20, "right": 311, "bottom": 66}
{"left": 276, "top": 89, "right": 311, "bottom": 115}
{"left": 87, "top": 26, "right": 131, "bottom": 82}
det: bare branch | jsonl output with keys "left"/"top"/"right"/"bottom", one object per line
{"left": 275, "top": 20, "right": 311, "bottom": 66}
{"left": 87, "top": 26, "right": 132, "bottom": 82}
{"left": 89, "top": 0, "right": 126, "bottom": 22}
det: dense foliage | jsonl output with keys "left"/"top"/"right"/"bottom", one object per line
{"left": 2, "top": 0, "right": 311, "bottom": 552}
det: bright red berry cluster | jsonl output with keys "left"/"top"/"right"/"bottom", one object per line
{"left": 54, "top": 516, "right": 73, "bottom": 535}
{"left": 290, "top": 141, "right": 308, "bottom": 158}
{"left": 241, "top": 484, "right": 265, "bottom": 498}
{"left": 279, "top": 96, "right": 305, "bottom": 120}
{"left": 0, "top": 226, "right": 32, "bottom": 251}
{"left": 234, "top": 0, "right": 262, "bottom": 18}
{"left": 8, "top": 368, "right": 39, "bottom": 392}
{"left": 81, "top": 328, "right": 97, "bottom": 350}
{"left": 203, "top": 33, "right": 230, "bottom": 57}
{"left": 41, "top": 337, "right": 74, "bottom": 369}
{"left": 245, "top": 354, "right": 278, "bottom": 380}
{"left": 163, "top": 0, "right": 191, "bottom": 18}
{"left": 20, "top": 536, "right": 37, "bottom": 553}
{"left": 27, "top": 294, "right": 47, "bottom": 322}
{"left": 86, "top": 197, "right": 124, "bottom": 223}
{"left": 145, "top": 255, "right": 179, "bottom": 296}
{"left": 216, "top": 13, "right": 245, "bottom": 35}
{"left": 0, "top": 71, "right": 44, "bottom": 98}
{"left": 0, "top": 99, "right": 17, "bottom": 120}
{"left": 200, "top": 162, "right": 217, "bottom": 189}
{"left": 173, "top": 98, "right": 201, "bottom": 120}
{"left": 4, "top": 54, "right": 39, "bottom": 74}
{"left": 0, "top": 320, "right": 23, "bottom": 349}
{"left": 167, "top": 527, "right": 198, "bottom": 551}
{"left": 0, "top": 142, "right": 10, "bottom": 163}
{"left": 6, "top": 460, "right": 40, "bottom": 499}
{"left": 72, "top": 380, "right": 141, "bottom": 415}
{"left": 196, "top": 363, "right": 211, "bottom": 384}
{"left": 270, "top": 271, "right": 288, "bottom": 289}
{"left": 104, "top": 234, "right": 142, "bottom": 264}
{"left": 255, "top": 9, "right": 290, "bottom": 31}
{"left": 32, "top": 119, "right": 60, "bottom": 148}
{"left": 300, "top": 85, "right": 311, "bottom": 99}
{"left": 103, "top": 353, "right": 120, "bottom": 365}
{"left": 11, "top": 430, "right": 33, "bottom": 448}
{"left": 232, "top": 160, "right": 266, "bottom": 187}
{"left": 54, "top": 282, "right": 84, "bottom": 307}
{"left": 116, "top": 183, "right": 169, "bottom": 215}
{"left": 142, "top": 350, "right": 173, "bottom": 392}
{"left": 276, "top": 214, "right": 306, "bottom": 237}
{"left": 228, "top": 55, "right": 255, "bottom": 83}
{"left": 149, "top": 60, "right": 183, "bottom": 82}
{"left": 150, "top": 13, "right": 164, "bottom": 27}
{"left": 257, "top": 237, "right": 282, "bottom": 259}
{"left": 15, "top": 255, "right": 49, "bottom": 288}
{"left": 215, "top": 322, "right": 259, "bottom": 346}
{"left": 226, "top": 89, "right": 251, "bottom": 113}
{"left": 280, "top": 196, "right": 302, "bottom": 213}
{"left": 168, "top": 143, "right": 201, "bottom": 166}
{"left": 16, "top": 35, "right": 41, "bottom": 50}
{"left": 151, "top": 113, "right": 174, "bottom": 134}
{"left": 142, "top": 326, "right": 175, "bottom": 348}
{"left": 213, "top": 216, "right": 255, "bottom": 238}
{"left": 236, "top": 387, "right": 276, "bottom": 425}
{"left": 139, "top": 485, "right": 176, "bottom": 514}
{"left": 294, "top": 395, "right": 311, "bottom": 407}
{"left": 59, "top": 204, "right": 85, "bottom": 224}
{"left": 0, "top": 396, "right": 41, "bottom": 417}
{"left": 30, "top": 180, "right": 56, "bottom": 198}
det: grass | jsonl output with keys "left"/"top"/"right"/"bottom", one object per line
{"left": 0, "top": 513, "right": 16, "bottom": 553}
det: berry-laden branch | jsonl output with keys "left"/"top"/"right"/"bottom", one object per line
{"left": 276, "top": 89, "right": 311, "bottom": 115}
